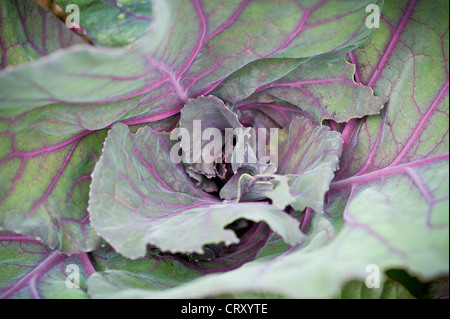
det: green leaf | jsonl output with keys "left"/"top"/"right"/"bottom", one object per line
{"left": 380, "top": 279, "right": 416, "bottom": 299}
{"left": 0, "top": 0, "right": 83, "bottom": 69}
{"left": 2, "top": 0, "right": 446, "bottom": 300}
{"left": 339, "top": 280, "right": 383, "bottom": 299}
{"left": 87, "top": 248, "right": 200, "bottom": 295}
{"left": 87, "top": 269, "right": 187, "bottom": 298}
{"left": 338, "top": 0, "right": 449, "bottom": 180}
{"left": 0, "top": 232, "right": 92, "bottom": 299}
{"left": 88, "top": 122, "right": 305, "bottom": 259}
{"left": 0, "top": 112, "right": 178, "bottom": 254}
{"left": 230, "top": 54, "right": 387, "bottom": 124}
{"left": 339, "top": 278, "right": 415, "bottom": 299}
{"left": 54, "top": 0, "right": 153, "bottom": 47}
{"left": 0, "top": 128, "right": 107, "bottom": 254}
{"left": 86, "top": 230, "right": 282, "bottom": 298}
{"left": 329, "top": 0, "right": 449, "bottom": 283}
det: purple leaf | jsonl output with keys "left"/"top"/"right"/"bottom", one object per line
{"left": 88, "top": 122, "right": 305, "bottom": 259}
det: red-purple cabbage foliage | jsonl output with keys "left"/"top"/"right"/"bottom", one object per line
{"left": 0, "top": 0, "right": 448, "bottom": 299}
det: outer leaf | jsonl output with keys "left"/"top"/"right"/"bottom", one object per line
{"left": 0, "top": 233, "right": 94, "bottom": 299}
{"left": 212, "top": 58, "right": 305, "bottom": 102}
{"left": 93, "top": 249, "right": 201, "bottom": 291}
{"left": 86, "top": 270, "right": 189, "bottom": 298}
{"left": 54, "top": 0, "right": 153, "bottom": 47}
{"left": 89, "top": 223, "right": 272, "bottom": 284}
{"left": 88, "top": 123, "right": 305, "bottom": 259}
{"left": 85, "top": 205, "right": 333, "bottom": 299}
{"left": 148, "top": 0, "right": 448, "bottom": 299}
{"left": 0, "top": 0, "right": 83, "bottom": 69}
{"left": 0, "top": 128, "right": 107, "bottom": 253}
{"left": 328, "top": 0, "right": 449, "bottom": 278}
{"left": 0, "top": 111, "right": 178, "bottom": 254}
{"left": 380, "top": 279, "right": 416, "bottom": 299}
{"left": 138, "top": 0, "right": 448, "bottom": 299}
{"left": 337, "top": 0, "right": 449, "bottom": 179}
{"left": 86, "top": 205, "right": 336, "bottom": 299}
{"left": 0, "top": 0, "right": 382, "bottom": 122}
{"left": 231, "top": 54, "right": 387, "bottom": 124}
